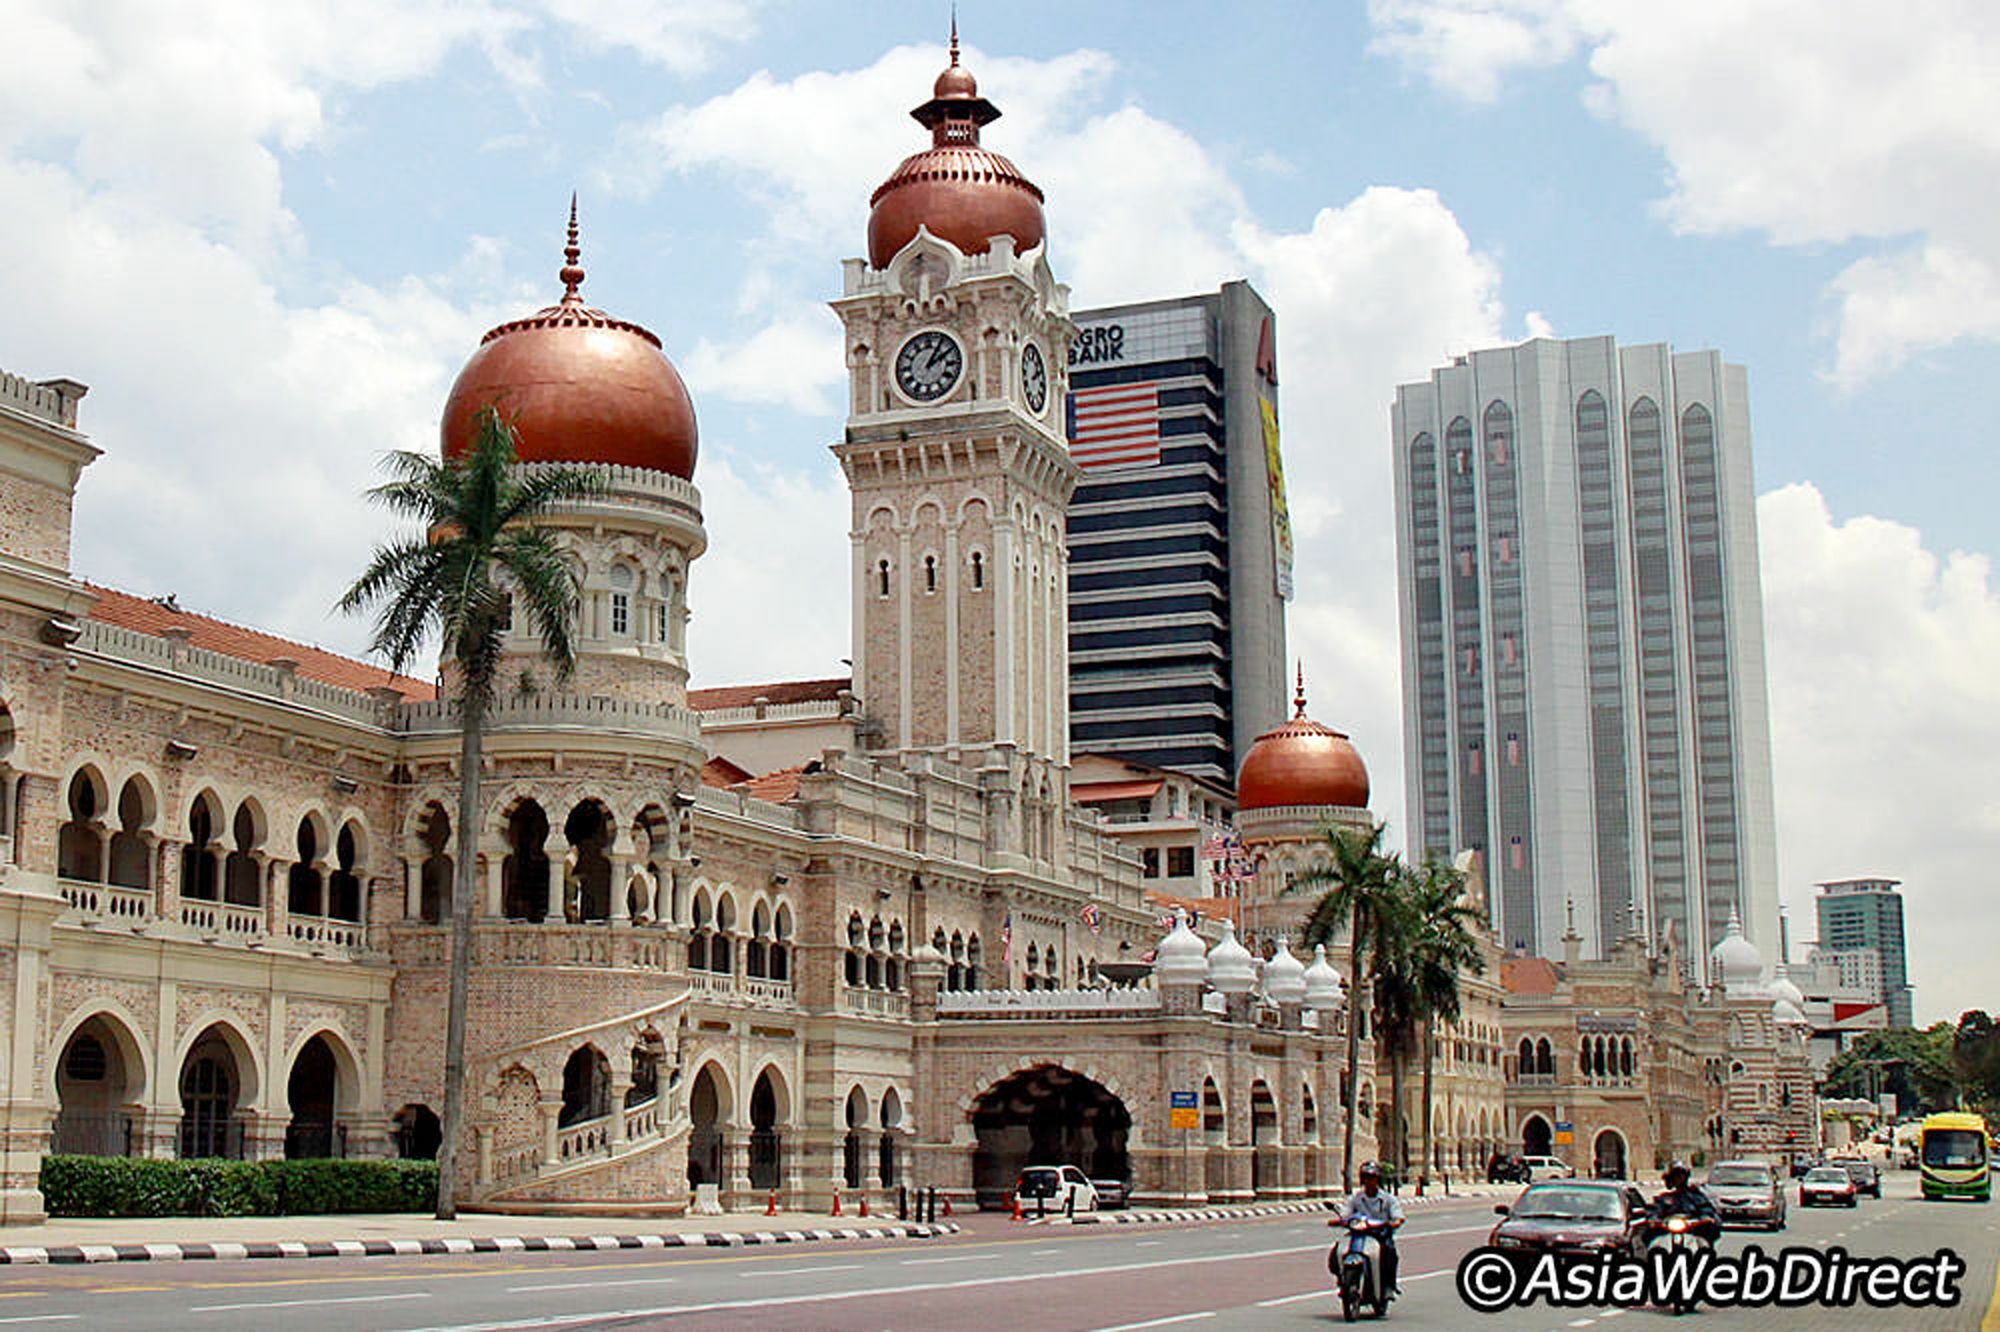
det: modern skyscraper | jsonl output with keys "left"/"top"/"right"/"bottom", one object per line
{"left": 1814, "top": 878, "right": 1913, "bottom": 1027}
{"left": 1392, "top": 336, "right": 1780, "bottom": 967}
{"left": 1064, "top": 282, "right": 1292, "bottom": 785}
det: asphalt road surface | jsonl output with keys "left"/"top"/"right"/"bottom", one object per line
{"left": 0, "top": 1171, "right": 1993, "bottom": 1329}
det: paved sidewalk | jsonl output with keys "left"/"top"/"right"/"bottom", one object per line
{"left": 0, "top": 1208, "right": 956, "bottom": 1265}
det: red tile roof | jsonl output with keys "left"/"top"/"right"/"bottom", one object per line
{"left": 1143, "top": 889, "right": 1242, "bottom": 928}
{"left": 1500, "top": 955, "right": 1561, "bottom": 997}
{"left": 732, "top": 765, "right": 807, "bottom": 804}
{"left": 688, "top": 677, "right": 850, "bottom": 711}
{"left": 700, "top": 756, "right": 754, "bottom": 789}
{"left": 85, "top": 584, "right": 435, "bottom": 701}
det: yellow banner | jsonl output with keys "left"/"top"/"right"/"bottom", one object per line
{"left": 1260, "top": 396, "right": 1294, "bottom": 600}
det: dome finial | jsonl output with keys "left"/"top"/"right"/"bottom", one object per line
{"left": 559, "top": 192, "right": 585, "bottom": 304}
{"left": 949, "top": 5, "right": 959, "bottom": 65}
{"left": 1293, "top": 661, "right": 1308, "bottom": 719}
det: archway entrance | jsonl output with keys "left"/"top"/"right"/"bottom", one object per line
{"left": 970, "top": 1065, "right": 1130, "bottom": 1210}
{"left": 687, "top": 1066, "right": 725, "bottom": 1188}
{"left": 52, "top": 1017, "right": 141, "bottom": 1156}
{"left": 179, "top": 1026, "right": 246, "bottom": 1159}
{"left": 748, "top": 1070, "right": 783, "bottom": 1191}
{"left": 1250, "top": 1080, "right": 1279, "bottom": 1195}
{"left": 559, "top": 1046, "right": 611, "bottom": 1128}
{"left": 1522, "top": 1114, "right": 1552, "bottom": 1159}
{"left": 1593, "top": 1128, "right": 1627, "bottom": 1179}
{"left": 394, "top": 1104, "right": 442, "bottom": 1160}
{"left": 285, "top": 1035, "right": 343, "bottom": 1158}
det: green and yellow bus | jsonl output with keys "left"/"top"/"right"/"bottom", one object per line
{"left": 1918, "top": 1112, "right": 1991, "bottom": 1201}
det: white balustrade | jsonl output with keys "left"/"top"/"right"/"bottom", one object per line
{"left": 623, "top": 1097, "right": 661, "bottom": 1141}
{"left": 935, "top": 987, "right": 1161, "bottom": 1015}
{"left": 179, "top": 899, "right": 263, "bottom": 939}
{"left": 59, "top": 880, "right": 153, "bottom": 924}
{"left": 287, "top": 914, "right": 364, "bottom": 950}
{"left": 556, "top": 1114, "right": 612, "bottom": 1162}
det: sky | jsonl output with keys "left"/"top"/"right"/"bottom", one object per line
{"left": 1, "top": 0, "right": 1994, "bottom": 1026}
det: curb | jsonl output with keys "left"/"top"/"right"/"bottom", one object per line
{"left": 0, "top": 1220, "right": 959, "bottom": 1266}
{"left": 1028, "top": 1190, "right": 1510, "bottom": 1227}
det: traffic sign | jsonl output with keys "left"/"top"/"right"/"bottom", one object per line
{"left": 1170, "top": 1090, "right": 1199, "bottom": 1131}
{"left": 1170, "top": 1092, "right": 1198, "bottom": 1109}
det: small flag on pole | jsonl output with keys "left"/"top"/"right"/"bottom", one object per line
{"left": 1001, "top": 911, "right": 1013, "bottom": 962}
{"left": 1080, "top": 902, "right": 1102, "bottom": 936}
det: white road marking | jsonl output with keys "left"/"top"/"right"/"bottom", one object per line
{"left": 1093, "top": 1315, "right": 1215, "bottom": 1332}
{"left": 1135, "top": 1240, "right": 1164, "bottom": 1247}
{"left": 390, "top": 1241, "right": 1333, "bottom": 1331}
{"left": 193, "top": 1293, "right": 432, "bottom": 1312}
{"left": 900, "top": 1254, "right": 983, "bottom": 1265}
{"left": 1032, "top": 1248, "right": 1064, "bottom": 1254}
{"left": 0, "top": 1319, "right": 82, "bottom": 1327}
{"left": 755, "top": 1264, "right": 863, "bottom": 1276}
{"left": 507, "top": 1277, "right": 681, "bottom": 1293}
{"left": 1255, "top": 1290, "right": 1327, "bottom": 1308}
{"left": 1569, "top": 1319, "right": 1597, "bottom": 1328}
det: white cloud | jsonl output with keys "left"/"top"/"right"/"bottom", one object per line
{"left": 539, "top": 0, "right": 766, "bottom": 76}
{"left": 685, "top": 453, "right": 851, "bottom": 688}
{"left": 682, "top": 309, "right": 847, "bottom": 416}
{"left": 1367, "top": 1, "right": 2000, "bottom": 384}
{"left": 1758, "top": 483, "right": 2000, "bottom": 1025}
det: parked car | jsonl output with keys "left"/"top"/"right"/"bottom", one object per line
{"left": 1487, "top": 1153, "right": 1530, "bottom": 1184}
{"left": 1838, "top": 1159, "right": 1882, "bottom": 1198}
{"left": 1015, "top": 1165, "right": 1099, "bottom": 1215}
{"left": 1706, "top": 1160, "right": 1787, "bottom": 1230}
{"left": 1090, "top": 1177, "right": 1129, "bottom": 1209}
{"left": 1523, "top": 1155, "right": 1577, "bottom": 1182}
{"left": 1799, "top": 1165, "right": 1858, "bottom": 1208}
{"left": 1489, "top": 1180, "right": 1650, "bottom": 1257}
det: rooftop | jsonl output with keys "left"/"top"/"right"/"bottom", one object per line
{"left": 687, "top": 677, "right": 850, "bottom": 712}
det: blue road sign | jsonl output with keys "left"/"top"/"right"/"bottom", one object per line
{"left": 1170, "top": 1091, "right": 1198, "bottom": 1110}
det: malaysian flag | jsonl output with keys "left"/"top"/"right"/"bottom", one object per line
{"left": 1066, "top": 382, "right": 1161, "bottom": 470}
{"left": 1080, "top": 902, "right": 1102, "bottom": 936}
{"left": 1001, "top": 911, "right": 1013, "bottom": 962}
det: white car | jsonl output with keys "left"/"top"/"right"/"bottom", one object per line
{"left": 1016, "top": 1164, "right": 1099, "bottom": 1215}
{"left": 1523, "top": 1156, "right": 1577, "bottom": 1182}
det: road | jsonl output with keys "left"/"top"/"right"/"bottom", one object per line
{"left": 0, "top": 1171, "right": 1992, "bottom": 1329}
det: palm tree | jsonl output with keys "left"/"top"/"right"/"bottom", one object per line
{"left": 1367, "top": 882, "right": 1422, "bottom": 1182}
{"left": 339, "top": 407, "right": 601, "bottom": 1218}
{"left": 1288, "top": 821, "right": 1402, "bottom": 1191}
{"left": 1402, "top": 857, "right": 1486, "bottom": 1192}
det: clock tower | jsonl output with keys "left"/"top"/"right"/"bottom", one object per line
{"left": 832, "top": 34, "right": 1078, "bottom": 825}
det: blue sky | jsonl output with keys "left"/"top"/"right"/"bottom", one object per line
{"left": 2, "top": 1, "right": 1993, "bottom": 1023}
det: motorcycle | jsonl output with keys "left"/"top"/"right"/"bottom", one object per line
{"left": 1328, "top": 1214, "right": 1391, "bottom": 1322}
{"left": 1640, "top": 1211, "right": 1718, "bottom": 1317}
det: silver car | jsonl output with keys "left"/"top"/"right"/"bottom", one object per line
{"left": 1706, "top": 1160, "right": 1787, "bottom": 1230}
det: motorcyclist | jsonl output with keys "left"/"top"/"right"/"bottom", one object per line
{"left": 1330, "top": 1159, "right": 1405, "bottom": 1299}
{"left": 1647, "top": 1161, "right": 1720, "bottom": 1238}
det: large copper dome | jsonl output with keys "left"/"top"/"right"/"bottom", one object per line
{"left": 866, "top": 36, "right": 1045, "bottom": 269}
{"left": 1236, "top": 676, "right": 1371, "bottom": 812}
{"left": 441, "top": 203, "right": 697, "bottom": 480}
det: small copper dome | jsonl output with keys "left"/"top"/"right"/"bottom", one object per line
{"left": 441, "top": 200, "right": 697, "bottom": 480}
{"left": 1236, "top": 672, "right": 1371, "bottom": 812}
{"left": 866, "top": 34, "right": 1045, "bottom": 269}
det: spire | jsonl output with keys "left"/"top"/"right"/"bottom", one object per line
{"left": 559, "top": 193, "right": 585, "bottom": 304}
{"left": 1293, "top": 661, "right": 1308, "bottom": 719}
{"left": 949, "top": 6, "right": 959, "bottom": 65}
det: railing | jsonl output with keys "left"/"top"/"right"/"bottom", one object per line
{"left": 50, "top": 1111, "right": 135, "bottom": 1157}
{"left": 180, "top": 899, "right": 264, "bottom": 939}
{"left": 399, "top": 694, "right": 701, "bottom": 745}
{"left": 58, "top": 879, "right": 153, "bottom": 923}
{"left": 284, "top": 1118, "right": 349, "bottom": 1160}
{"left": 179, "top": 1118, "right": 249, "bottom": 1160}
{"left": 556, "top": 1115, "right": 612, "bottom": 1163}
{"left": 288, "top": 915, "right": 364, "bottom": 951}
{"left": 623, "top": 1096, "right": 661, "bottom": 1141}
{"left": 689, "top": 971, "right": 796, "bottom": 1007}
{"left": 839, "top": 988, "right": 910, "bottom": 1019}
{"left": 490, "top": 1141, "right": 542, "bottom": 1187}
{"left": 1512, "top": 1072, "right": 1557, "bottom": 1086}
{"left": 936, "top": 987, "right": 1161, "bottom": 1015}
{"left": 469, "top": 924, "right": 671, "bottom": 971}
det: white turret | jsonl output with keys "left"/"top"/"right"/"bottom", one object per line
{"left": 1303, "top": 943, "right": 1343, "bottom": 1011}
{"left": 1154, "top": 909, "right": 1208, "bottom": 988}
{"left": 1263, "top": 937, "right": 1307, "bottom": 1006}
{"left": 1710, "top": 908, "right": 1765, "bottom": 995}
{"left": 1206, "top": 919, "right": 1256, "bottom": 995}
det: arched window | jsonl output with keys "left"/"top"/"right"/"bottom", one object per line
{"left": 57, "top": 771, "right": 104, "bottom": 882}
{"left": 770, "top": 904, "right": 792, "bottom": 982}
{"left": 288, "top": 819, "right": 324, "bottom": 917}
{"left": 747, "top": 902, "right": 771, "bottom": 979}
{"left": 966, "top": 934, "right": 981, "bottom": 990}
{"left": 970, "top": 551, "right": 985, "bottom": 589}
{"left": 329, "top": 825, "right": 362, "bottom": 922}
{"left": 1025, "top": 943, "right": 1040, "bottom": 990}
{"left": 224, "top": 803, "right": 262, "bottom": 907}
{"left": 416, "top": 804, "right": 450, "bottom": 924}
{"left": 181, "top": 798, "right": 219, "bottom": 902}
{"left": 877, "top": 559, "right": 891, "bottom": 597}
{"left": 845, "top": 913, "right": 864, "bottom": 987}
{"left": 1535, "top": 1038, "right": 1552, "bottom": 1075}
{"left": 609, "top": 564, "right": 634, "bottom": 637}
{"left": 108, "top": 778, "right": 152, "bottom": 890}
{"left": 923, "top": 554, "right": 937, "bottom": 593}
{"left": 690, "top": 892, "right": 712, "bottom": 972}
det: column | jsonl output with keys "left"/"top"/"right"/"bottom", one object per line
{"left": 264, "top": 856, "right": 289, "bottom": 941}
{"left": 483, "top": 850, "right": 505, "bottom": 918}
{"left": 609, "top": 853, "right": 631, "bottom": 925}
{"left": 540, "top": 1097, "right": 563, "bottom": 1168}
{"left": 403, "top": 858, "right": 421, "bottom": 920}
{"left": 154, "top": 835, "right": 182, "bottom": 922}
{"left": 609, "top": 1079, "right": 632, "bottom": 1147}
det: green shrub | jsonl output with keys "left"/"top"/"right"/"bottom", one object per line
{"left": 39, "top": 1156, "right": 437, "bottom": 1218}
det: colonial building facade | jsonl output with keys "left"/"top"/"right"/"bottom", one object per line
{"left": 0, "top": 42, "right": 1387, "bottom": 1223}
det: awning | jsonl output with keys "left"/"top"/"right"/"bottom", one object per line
{"left": 1070, "top": 779, "right": 1164, "bottom": 804}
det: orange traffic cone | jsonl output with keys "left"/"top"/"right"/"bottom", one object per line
{"left": 1009, "top": 1191, "right": 1023, "bottom": 1222}
{"left": 831, "top": 1190, "right": 843, "bottom": 1217}
{"left": 942, "top": 1196, "right": 953, "bottom": 1218}
{"left": 765, "top": 1190, "right": 778, "bottom": 1217}
{"left": 859, "top": 1196, "right": 869, "bottom": 1218}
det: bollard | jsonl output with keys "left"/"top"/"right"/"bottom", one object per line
{"left": 859, "top": 1195, "right": 869, "bottom": 1218}
{"left": 765, "top": 1190, "right": 778, "bottom": 1217}
{"left": 941, "top": 1191, "right": 952, "bottom": 1219}
{"left": 1063, "top": 1190, "right": 1074, "bottom": 1220}
{"left": 831, "top": 1189, "right": 843, "bottom": 1217}
{"left": 898, "top": 1185, "right": 908, "bottom": 1221}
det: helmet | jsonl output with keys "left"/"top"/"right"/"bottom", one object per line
{"left": 1359, "top": 1160, "right": 1382, "bottom": 1179}
{"left": 1664, "top": 1160, "right": 1691, "bottom": 1186}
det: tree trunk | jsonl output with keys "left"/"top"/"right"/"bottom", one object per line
{"left": 434, "top": 688, "right": 486, "bottom": 1221}
{"left": 1342, "top": 904, "right": 1366, "bottom": 1193}
{"left": 1420, "top": 1024, "right": 1436, "bottom": 1193}
{"left": 1388, "top": 1039, "right": 1406, "bottom": 1182}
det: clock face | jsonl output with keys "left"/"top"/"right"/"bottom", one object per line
{"left": 894, "top": 330, "right": 964, "bottom": 403}
{"left": 1021, "top": 341, "right": 1048, "bottom": 414}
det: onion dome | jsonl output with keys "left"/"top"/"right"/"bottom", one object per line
{"left": 1303, "top": 944, "right": 1343, "bottom": 1011}
{"left": 1768, "top": 962, "right": 1806, "bottom": 1010}
{"left": 1154, "top": 909, "right": 1209, "bottom": 988}
{"left": 1206, "top": 918, "right": 1256, "bottom": 995}
{"left": 865, "top": 25, "right": 1046, "bottom": 269}
{"left": 1236, "top": 668, "right": 1370, "bottom": 811}
{"left": 1773, "top": 996, "right": 1809, "bottom": 1028}
{"left": 441, "top": 198, "right": 698, "bottom": 479}
{"left": 1263, "top": 937, "right": 1307, "bottom": 1006}
{"left": 1711, "top": 908, "right": 1764, "bottom": 994}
